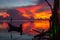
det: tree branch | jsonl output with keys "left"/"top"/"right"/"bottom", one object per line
{"left": 45, "top": 0, "right": 53, "bottom": 11}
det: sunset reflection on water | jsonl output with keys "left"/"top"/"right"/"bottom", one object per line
{"left": 0, "top": 20, "right": 50, "bottom": 35}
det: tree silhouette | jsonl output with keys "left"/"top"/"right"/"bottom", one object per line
{"left": 45, "top": 0, "right": 60, "bottom": 40}
{"left": 32, "top": 0, "right": 60, "bottom": 40}
{"left": 32, "top": 29, "right": 49, "bottom": 40}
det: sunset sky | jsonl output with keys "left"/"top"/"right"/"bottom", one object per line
{"left": 0, "top": 0, "right": 56, "bottom": 35}
{"left": 0, "top": 0, "right": 54, "bottom": 19}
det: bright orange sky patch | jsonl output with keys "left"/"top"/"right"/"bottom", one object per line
{"left": 16, "top": 5, "right": 52, "bottom": 19}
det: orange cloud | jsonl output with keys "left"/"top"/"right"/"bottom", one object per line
{"left": 22, "top": 13, "right": 31, "bottom": 18}
{"left": 16, "top": 8, "right": 31, "bottom": 18}
{"left": 33, "top": 10, "right": 52, "bottom": 19}
{"left": 0, "top": 11, "right": 10, "bottom": 18}
{"left": 16, "top": 5, "right": 42, "bottom": 19}
{"left": 16, "top": 5, "right": 52, "bottom": 19}
{"left": 29, "top": 5, "right": 42, "bottom": 13}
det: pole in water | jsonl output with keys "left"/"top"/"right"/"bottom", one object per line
{"left": 10, "top": 31, "right": 12, "bottom": 40}
{"left": 10, "top": 17, "right": 13, "bottom": 40}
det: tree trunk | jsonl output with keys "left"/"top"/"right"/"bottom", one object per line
{"left": 50, "top": 0, "right": 60, "bottom": 40}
